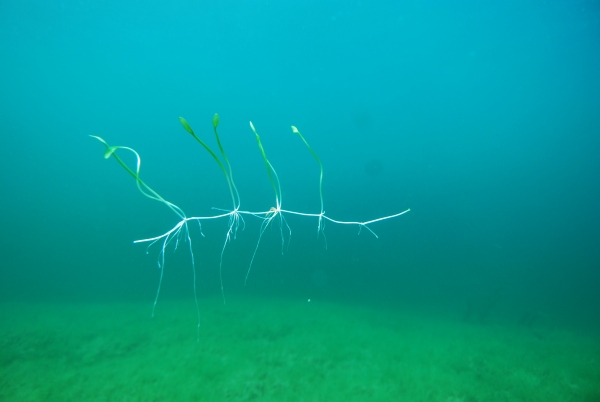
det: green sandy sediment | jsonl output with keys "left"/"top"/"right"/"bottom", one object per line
{"left": 0, "top": 297, "right": 598, "bottom": 401}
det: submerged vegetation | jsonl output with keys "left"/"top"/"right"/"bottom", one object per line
{"left": 92, "top": 114, "right": 410, "bottom": 338}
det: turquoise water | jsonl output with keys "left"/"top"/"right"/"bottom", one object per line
{"left": 1, "top": 0, "right": 599, "bottom": 400}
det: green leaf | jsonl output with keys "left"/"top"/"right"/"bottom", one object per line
{"left": 179, "top": 117, "right": 194, "bottom": 135}
{"left": 104, "top": 146, "right": 117, "bottom": 159}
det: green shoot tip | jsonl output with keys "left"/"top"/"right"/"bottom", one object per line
{"left": 179, "top": 117, "right": 194, "bottom": 135}
{"left": 104, "top": 146, "right": 117, "bottom": 159}
{"left": 212, "top": 114, "right": 219, "bottom": 129}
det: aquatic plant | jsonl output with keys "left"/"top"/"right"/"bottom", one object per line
{"left": 92, "top": 114, "right": 410, "bottom": 340}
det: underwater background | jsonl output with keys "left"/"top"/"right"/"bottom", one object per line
{"left": 1, "top": 0, "right": 599, "bottom": 400}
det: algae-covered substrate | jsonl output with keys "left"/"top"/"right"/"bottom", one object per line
{"left": 1, "top": 296, "right": 598, "bottom": 401}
